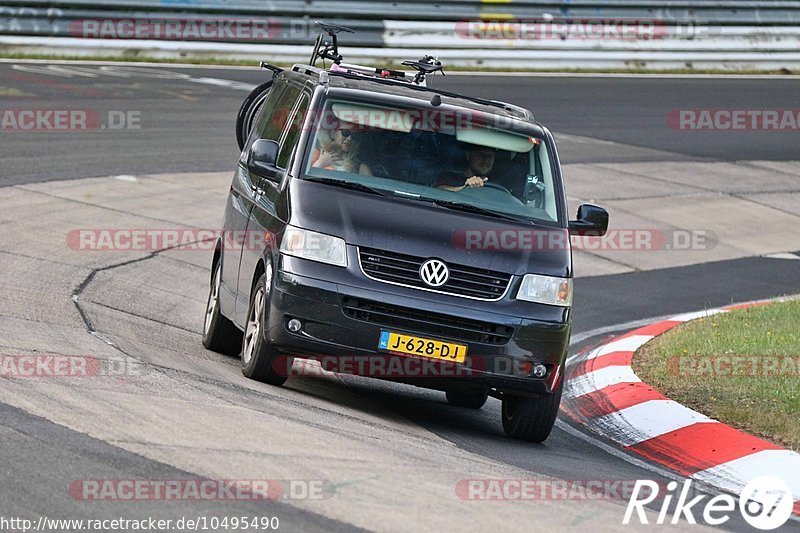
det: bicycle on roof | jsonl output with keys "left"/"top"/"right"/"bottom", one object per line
{"left": 236, "top": 21, "right": 445, "bottom": 150}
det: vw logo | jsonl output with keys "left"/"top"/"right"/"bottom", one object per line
{"left": 419, "top": 259, "right": 449, "bottom": 287}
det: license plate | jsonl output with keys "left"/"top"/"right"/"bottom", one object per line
{"left": 378, "top": 330, "right": 467, "bottom": 364}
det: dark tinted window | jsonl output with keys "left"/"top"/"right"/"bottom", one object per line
{"left": 243, "top": 82, "right": 284, "bottom": 151}
{"left": 277, "top": 95, "right": 310, "bottom": 169}
{"left": 302, "top": 99, "right": 560, "bottom": 225}
{"left": 246, "top": 81, "right": 301, "bottom": 151}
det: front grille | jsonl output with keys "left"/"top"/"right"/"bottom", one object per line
{"left": 342, "top": 297, "right": 514, "bottom": 345}
{"left": 358, "top": 247, "right": 511, "bottom": 300}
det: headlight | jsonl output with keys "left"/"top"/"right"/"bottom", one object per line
{"left": 280, "top": 226, "right": 347, "bottom": 267}
{"left": 517, "top": 274, "right": 572, "bottom": 306}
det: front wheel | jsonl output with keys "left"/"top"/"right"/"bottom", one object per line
{"left": 501, "top": 379, "right": 562, "bottom": 443}
{"left": 241, "top": 265, "right": 287, "bottom": 386}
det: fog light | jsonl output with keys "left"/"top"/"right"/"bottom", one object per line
{"left": 532, "top": 364, "right": 547, "bottom": 378}
{"left": 287, "top": 319, "right": 303, "bottom": 333}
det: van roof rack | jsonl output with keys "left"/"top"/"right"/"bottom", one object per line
{"left": 287, "top": 22, "right": 533, "bottom": 121}
{"left": 291, "top": 64, "right": 533, "bottom": 121}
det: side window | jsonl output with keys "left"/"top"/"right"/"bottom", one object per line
{"left": 277, "top": 94, "right": 310, "bottom": 169}
{"left": 244, "top": 81, "right": 285, "bottom": 151}
{"left": 257, "top": 84, "right": 301, "bottom": 141}
{"left": 246, "top": 82, "right": 301, "bottom": 151}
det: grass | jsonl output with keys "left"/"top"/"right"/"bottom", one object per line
{"left": 0, "top": 52, "right": 797, "bottom": 75}
{"left": 632, "top": 298, "right": 800, "bottom": 451}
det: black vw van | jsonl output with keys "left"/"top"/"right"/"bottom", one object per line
{"left": 202, "top": 60, "right": 608, "bottom": 443}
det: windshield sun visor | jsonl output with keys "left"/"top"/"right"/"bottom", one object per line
{"left": 456, "top": 127, "right": 536, "bottom": 153}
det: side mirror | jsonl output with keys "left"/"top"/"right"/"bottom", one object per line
{"left": 247, "top": 139, "right": 280, "bottom": 180}
{"left": 569, "top": 204, "right": 609, "bottom": 236}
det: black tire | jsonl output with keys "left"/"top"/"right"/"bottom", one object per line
{"left": 501, "top": 379, "right": 563, "bottom": 443}
{"left": 202, "top": 261, "right": 242, "bottom": 355}
{"left": 236, "top": 80, "right": 273, "bottom": 151}
{"left": 446, "top": 390, "right": 489, "bottom": 409}
{"left": 241, "top": 265, "right": 287, "bottom": 386}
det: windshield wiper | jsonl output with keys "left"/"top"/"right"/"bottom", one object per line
{"left": 303, "top": 177, "right": 393, "bottom": 198}
{"left": 430, "top": 199, "right": 530, "bottom": 223}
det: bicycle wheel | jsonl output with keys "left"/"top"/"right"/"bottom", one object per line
{"left": 236, "top": 79, "right": 274, "bottom": 151}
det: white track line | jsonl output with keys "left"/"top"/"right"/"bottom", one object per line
{"left": 587, "top": 335, "right": 653, "bottom": 360}
{"left": 693, "top": 449, "right": 800, "bottom": 502}
{"left": 565, "top": 366, "right": 641, "bottom": 399}
{"left": 587, "top": 400, "right": 712, "bottom": 447}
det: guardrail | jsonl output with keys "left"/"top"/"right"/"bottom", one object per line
{"left": 1, "top": 2, "right": 800, "bottom": 69}
{"left": 4, "top": 1, "right": 800, "bottom": 23}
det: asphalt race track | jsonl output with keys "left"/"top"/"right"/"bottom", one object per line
{"left": 1, "top": 62, "right": 799, "bottom": 532}
{"left": 4, "top": 64, "right": 800, "bottom": 185}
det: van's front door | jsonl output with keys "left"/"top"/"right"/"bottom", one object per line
{"left": 237, "top": 84, "right": 308, "bottom": 324}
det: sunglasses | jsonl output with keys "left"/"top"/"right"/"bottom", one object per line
{"left": 339, "top": 129, "right": 359, "bottom": 139}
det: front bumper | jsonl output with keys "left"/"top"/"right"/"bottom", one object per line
{"left": 266, "top": 254, "right": 570, "bottom": 396}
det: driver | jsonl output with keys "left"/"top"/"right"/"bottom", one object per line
{"left": 435, "top": 145, "right": 495, "bottom": 191}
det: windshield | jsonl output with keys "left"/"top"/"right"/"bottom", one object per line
{"left": 301, "top": 99, "right": 561, "bottom": 225}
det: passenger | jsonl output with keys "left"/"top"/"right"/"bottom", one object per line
{"left": 435, "top": 145, "right": 495, "bottom": 191}
{"left": 311, "top": 124, "right": 372, "bottom": 175}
